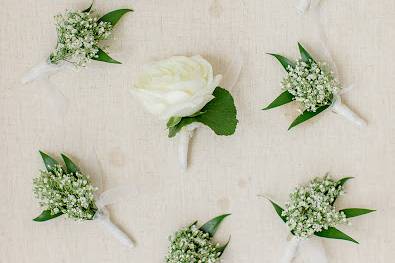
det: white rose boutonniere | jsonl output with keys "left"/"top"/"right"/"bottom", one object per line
{"left": 131, "top": 55, "right": 242, "bottom": 170}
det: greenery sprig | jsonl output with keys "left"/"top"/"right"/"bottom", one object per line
{"left": 263, "top": 43, "right": 341, "bottom": 130}
{"left": 33, "top": 151, "right": 98, "bottom": 222}
{"left": 166, "top": 214, "right": 231, "bottom": 263}
{"left": 49, "top": 2, "right": 132, "bottom": 66}
{"left": 268, "top": 175, "right": 375, "bottom": 243}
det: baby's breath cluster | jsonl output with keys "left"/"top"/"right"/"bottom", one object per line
{"left": 166, "top": 224, "right": 221, "bottom": 263}
{"left": 282, "top": 60, "right": 341, "bottom": 112}
{"left": 282, "top": 176, "right": 347, "bottom": 238}
{"left": 33, "top": 165, "right": 97, "bottom": 220}
{"left": 49, "top": 10, "right": 112, "bottom": 66}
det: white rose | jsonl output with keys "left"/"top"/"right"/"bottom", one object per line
{"left": 131, "top": 55, "right": 222, "bottom": 120}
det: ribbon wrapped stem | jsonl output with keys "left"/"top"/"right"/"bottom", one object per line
{"left": 332, "top": 96, "right": 367, "bottom": 127}
{"left": 178, "top": 123, "right": 201, "bottom": 171}
{"left": 21, "top": 60, "right": 68, "bottom": 84}
{"left": 95, "top": 209, "right": 135, "bottom": 248}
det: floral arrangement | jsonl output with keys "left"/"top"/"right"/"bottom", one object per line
{"left": 166, "top": 214, "right": 230, "bottom": 263}
{"left": 263, "top": 43, "right": 366, "bottom": 130}
{"left": 267, "top": 175, "right": 375, "bottom": 262}
{"left": 131, "top": 55, "right": 238, "bottom": 170}
{"left": 33, "top": 151, "right": 135, "bottom": 248}
{"left": 22, "top": 2, "right": 132, "bottom": 83}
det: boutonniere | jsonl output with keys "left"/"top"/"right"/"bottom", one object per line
{"left": 267, "top": 175, "right": 374, "bottom": 263}
{"left": 22, "top": 2, "right": 132, "bottom": 84}
{"left": 166, "top": 214, "right": 230, "bottom": 262}
{"left": 33, "top": 151, "right": 135, "bottom": 248}
{"left": 263, "top": 43, "right": 366, "bottom": 130}
{"left": 131, "top": 55, "right": 241, "bottom": 170}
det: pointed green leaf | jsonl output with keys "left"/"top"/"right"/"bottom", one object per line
{"left": 298, "top": 42, "right": 316, "bottom": 64}
{"left": 217, "top": 236, "right": 231, "bottom": 256}
{"left": 263, "top": 91, "right": 294, "bottom": 110}
{"left": 340, "top": 208, "right": 375, "bottom": 218}
{"left": 61, "top": 154, "right": 79, "bottom": 174}
{"left": 167, "top": 116, "right": 182, "bottom": 128}
{"left": 33, "top": 210, "right": 63, "bottom": 222}
{"left": 92, "top": 48, "right": 121, "bottom": 64}
{"left": 267, "top": 53, "right": 296, "bottom": 71}
{"left": 331, "top": 177, "right": 354, "bottom": 205}
{"left": 200, "top": 214, "right": 231, "bottom": 237}
{"left": 39, "top": 151, "right": 59, "bottom": 173}
{"left": 288, "top": 104, "right": 330, "bottom": 130}
{"left": 338, "top": 177, "right": 354, "bottom": 187}
{"left": 315, "top": 227, "right": 359, "bottom": 244}
{"left": 189, "top": 221, "right": 198, "bottom": 228}
{"left": 82, "top": 1, "right": 94, "bottom": 13}
{"left": 98, "top": 9, "right": 133, "bottom": 26}
{"left": 168, "top": 87, "right": 238, "bottom": 137}
{"left": 268, "top": 200, "right": 287, "bottom": 223}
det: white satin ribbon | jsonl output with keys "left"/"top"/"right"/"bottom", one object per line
{"left": 177, "top": 50, "right": 243, "bottom": 170}
{"left": 281, "top": 235, "right": 328, "bottom": 263}
{"left": 297, "top": 0, "right": 367, "bottom": 127}
{"left": 21, "top": 59, "right": 70, "bottom": 84}
{"left": 41, "top": 79, "right": 70, "bottom": 118}
{"left": 91, "top": 151, "right": 137, "bottom": 248}
{"left": 95, "top": 194, "right": 135, "bottom": 248}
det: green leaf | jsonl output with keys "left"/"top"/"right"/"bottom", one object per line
{"left": 61, "top": 154, "right": 79, "bottom": 174}
{"left": 195, "top": 87, "right": 238, "bottom": 135}
{"left": 217, "top": 236, "right": 231, "bottom": 256}
{"left": 98, "top": 9, "right": 133, "bottom": 26}
{"left": 288, "top": 104, "right": 330, "bottom": 130}
{"left": 33, "top": 210, "right": 63, "bottom": 222}
{"left": 315, "top": 227, "right": 359, "bottom": 244}
{"left": 267, "top": 53, "right": 296, "bottom": 71}
{"left": 298, "top": 42, "right": 316, "bottom": 64}
{"left": 200, "top": 214, "right": 231, "bottom": 237}
{"left": 268, "top": 200, "right": 287, "bottom": 223}
{"left": 338, "top": 177, "right": 354, "bottom": 187}
{"left": 39, "top": 151, "right": 59, "bottom": 173}
{"left": 82, "top": 1, "right": 94, "bottom": 13}
{"left": 168, "top": 87, "right": 238, "bottom": 138}
{"left": 92, "top": 48, "right": 121, "bottom": 64}
{"left": 340, "top": 208, "right": 375, "bottom": 218}
{"left": 167, "top": 116, "right": 182, "bottom": 128}
{"left": 263, "top": 91, "right": 294, "bottom": 110}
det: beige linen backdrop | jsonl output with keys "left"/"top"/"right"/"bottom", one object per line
{"left": 1, "top": 0, "right": 394, "bottom": 262}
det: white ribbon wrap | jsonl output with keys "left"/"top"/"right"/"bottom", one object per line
{"left": 296, "top": 0, "right": 367, "bottom": 127}
{"left": 281, "top": 235, "right": 328, "bottom": 263}
{"left": 177, "top": 50, "right": 243, "bottom": 170}
{"left": 94, "top": 187, "right": 136, "bottom": 248}
{"left": 21, "top": 60, "right": 70, "bottom": 84}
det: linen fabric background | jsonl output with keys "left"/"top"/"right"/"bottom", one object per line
{"left": 0, "top": 0, "right": 394, "bottom": 262}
